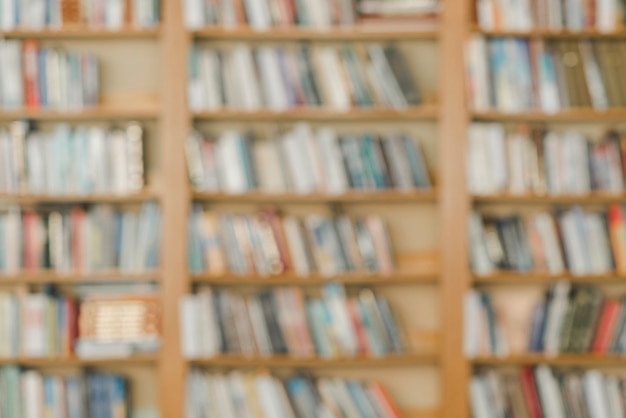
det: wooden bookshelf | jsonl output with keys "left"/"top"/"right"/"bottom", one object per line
{"left": 188, "top": 353, "right": 439, "bottom": 368}
{"left": 471, "top": 109, "right": 626, "bottom": 122}
{"left": 473, "top": 272, "right": 626, "bottom": 285}
{"left": 472, "top": 354, "right": 626, "bottom": 366}
{"left": 472, "top": 27, "right": 626, "bottom": 39}
{"left": 0, "top": 27, "right": 161, "bottom": 39}
{"left": 192, "top": 190, "right": 438, "bottom": 204}
{"left": 0, "top": 271, "right": 160, "bottom": 285}
{"left": 0, "top": 355, "right": 159, "bottom": 367}
{"left": 473, "top": 193, "right": 626, "bottom": 205}
{"left": 0, "top": 105, "right": 159, "bottom": 121}
{"left": 193, "top": 26, "right": 440, "bottom": 40}
{"left": 0, "top": 191, "right": 159, "bottom": 205}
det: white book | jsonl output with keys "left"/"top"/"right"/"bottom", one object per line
{"left": 219, "top": 0, "right": 237, "bottom": 27}
{"left": 469, "top": 377, "right": 494, "bottom": 418}
{"left": 585, "top": 214, "right": 612, "bottom": 274}
{"left": 367, "top": 44, "right": 408, "bottom": 108}
{"left": 507, "top": 132, "right": 528, "bottom": 194}
{"left": 275, "top": 378, "right": 297, "bottom": 418}
{"left": 22, "top": 371, "right": 44, "bottom": 418}
{"left": 468, "top": 212, "right": 494, "bottom": 275}
{"left": 330, "top": 379, "right": 362, "bottom": 418}
{"left": 322, "top": 284, "right": 357, "bottom": 356}
{"left": 305, "top": 0, "right": 331, "bottom": 28}
{"left": 245, "top": 296, "right": 272, "bottom": 356}
{"left": 597, "top": 0, "right": 617, "bottom": 32}
{"left": 253, "top": 139, "right": 287, "bottom": 193}
{"left": 110, "top": 129, "right": 129, "bottom": 194}
{"left": 316, "top": 47, "right": 351, "bottom": 111}
{"left": 463, "top": 290, "right": 482, "bottom": 358}
{"left": 535, "top": 366, "right": 566, "bottom": 418}
{"left": 283, "top": 216, "right": 312, "bottom": 276}
{"left": 232, "top": 45, "right": 262, "bottom": 111}
{"left": 584, "top": 370, "right": 611, "bottom": 418}
{"left": 24, "top": 0, "right": 46, "bottom": 29}
{"left": 560, "top": 209, "right": 590, "bottom": 275}
{"left": 605, "top": 376, "right": 625, "bottom": 418}
{"left": 533, "top": 213, "right": 565, "bottom": 274}
{"left": 216, "top": 131, "right": 248, "bottom": 194}
{"left": 213, "top": 375, "right": 237, "bottom": 418}
{"left": 21, "top": 294, "right": 47, "bottom": 357}
{"left": 179, "top": 295, "right": 201, "bottom": 359}
{"left": 0, "top": 40, "right": 24, "bottom": 108}
{"left": 536, "top": 41, "right": 561, "bottom": 113}
{"left": 4, "top": 207, "right": 21, "bottom": 274}
{"left": 565, "top": 0, "right": 584, "bottom": 30}
{"left": 282, "top": 131, "right": 316, "bottom": 194}
{"left": 46, "top": 49, "right": 61, "bottom": 109}
{"left": 256, "top": 47, "right": 289, "bottom": 111}
{"left": 542, "top": 280, "right": 571, "bottom": 355}
{"left": 228, "top": 372, "right": 255, "bottom": 418}
{"left": 244, "top": 0, "right": 271, "bottom": 30}
{"left": 295, "top": 123, "right": 323, "bottom": 191}
{"left": 105, "top": 0, "right": 124, "bottom": 29}
{"left": 197, "top": 287, "right": 221, "bottom": 357}
{"left": 485, "top": 124, "right": 508, "bottom": 192}
{"left": 547, "top": 0, "right": 564, "bottom": 29}
{"left": 199, "top": 49, "right": 223, "bottom": 110}
{"left": 1, "top": 0, "right": 16, "bottom": 29}
{"left": 89, "top": 127, "right": 107, "bottom": 193}
{"left": 561, "top": 132, "right": 589, "bottom": 195}
{"left": 25, "top": 133, "right": 46, "bottom": 193}
{"left": 184, "top": 0, "right": 205, "bottom": 29}
{"left": 543, "top": 132, "right": 562, "bottom": 194}
{"left": 466, "top": 36, "right": 491, "bottom": 111}
{"left": 317, "top": 128, "right": 348, "bottom": 194}
{"left": 256, "top": 374, "right": 285, "bottom": 418}
{"left": 476, "top": 0, "right": 495, "bottom": 30}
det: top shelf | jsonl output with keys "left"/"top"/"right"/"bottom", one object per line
{"left": 472, "top": 27, "right": 626, "bottom": 39}
{"left": 0, "top": 27, "right": 161, "bottom": 39}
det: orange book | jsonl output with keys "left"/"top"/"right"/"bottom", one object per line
{"left": 23, "top": 41, "right": 40, "bottom": 109}
{"left": 368, "top": 382, "right": 402, "bottom": 418}
{"left": 608, "top": 204, "right": 626, "bottom": 273}
{"left": 592, "top": 300, "right": 621, "bottom": 353}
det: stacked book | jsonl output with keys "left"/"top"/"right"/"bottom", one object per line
{"left": 471, "top": 367, "right": 626, "bottom": 418}
{"left": 186, "top": 125, "right": 431, "bottom": 195}
{"left": 465, "top": 284, "right": 626, "bottom": 357}
{"left": 476, "top": 0, "right": 624, "bottom": 32}
{"left": 468, "top": 205, "right": 626, "bottom": 276}
{"left": 0, "top": 366, "right": 130, "bottom": 418}
{"left": 188, "top": 43, "right": 421, "bottom": 111}
{"left": 188, "top": 207, "right": 395, "bottom": 276}
{"left": 0, "top": 0, "right": 159, "bottom": 29}
{"left": 186, "top": 369, "right": 403, "bottom": 418}
{"left": 466, "top": 37, "right": 626, "bottom": 112}
{"left": 0, "top": 40, "right": 99, "bottom": 110}
{"left": 0, "top": 202, "right": 161, "bottom": 274}
{"left": 0, "top": 290, "right": 160, "bottom": 359}
{"left": 468, "top": 124, "right": 626, "bottom": 196}
{"left": 0, "top": 121, "right": 145, "bottom": 196}
{"left": 180, "top": 284, "right": 406, "bottom": 359}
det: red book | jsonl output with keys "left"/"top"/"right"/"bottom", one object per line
{"left": 23, "top": 40, "right": 40, "bottom": 109}
{"left": 347, "top": 299, "right": 369, "bottom": 355}
{"left": 592, "top": 300, "right": 621, "bottom": 353}
{"left": 608, "top": 205, "right": 626, "bottom": 273}
{"left": 520, "top": 367, "right": 544, "bottom": 418}
{"left": 262, "top": 209, "right": 292, "bottom": 273}
{"left": 67, "top": 298, "right": 79, "bottom": 354}
{"left": 367, "top": 382, "right": 402, "bottom": 418}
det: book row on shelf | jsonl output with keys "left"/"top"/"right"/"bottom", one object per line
{"left": 184, "top": 0, "right": 439, "bottom": 30}
{"left": 186, "top": 369, "right": 403, "bottom": 418}
{"left": 467, "top": 124, "right": 626, "bottom": 196}
{"left": 0, "top": 202, "right": 161, "bottom": 274}
{"left": 186, "top": 125, "right": 432, "bottom": 196}
{"left": 466, "top": 37, "right": 626, "bottom": 113}
{"left": 0, "top": 366, "right": 130, "bottom": 418}
{"left": 0, "top": 40, "right": 99, "bottom": 110}
{"left": 468, "top": 205, "right": 626, "bottom": 276}
{"left": 475, "top": 0, "right": 624, "bottom": 32}
{"left": 0, "top": 121, "right": 145, "bottom": 196}
{"left": 180, "top": 284, "right": 406, "bottom": 359}
{"left": 465, "top": 283, "right": 626, "bottom": 357}
{"left": 188, "top": 207, "right": 395, "bottom": 277}
{"left": 0, "top": 289, "right": 160, "bottom": 359}
{"left": 188, "top": 43, "right": 422, "bottom": 112}
{"left": 471, "top": 366, "right": 626, "bottom": 418}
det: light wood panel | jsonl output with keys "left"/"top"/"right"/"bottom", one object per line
{"left": 0, "top": 355, "right": 158, "bottom": 366}
{"left": 473, "top": 27, "right": 626, "bottom": 38}
{"left": 192, "top": 190, "right": 438, "bottom": 203}
{"left": 474, "top": 272, "right": 626, "bottom": 285}
{"left": 0, "top": 191, "right": 159, "bottom": 204}
{"left": 472, "top": 109, "right": 626, "bottom": 122}
{"left": 192, "top": 107, "right": 439, "bottom": 121}
{"left": 472, "top": 355, "right": 626, "bottom": 366}
{"left": 473, "top": 193, "right": 626, "bottom": 205}
{"left": 0, "top": 27, "right": 160, "bottom": 38}
{"left": 0, "top": 271, "right": 159, "bottom": 284}
{"left": 193, "top": 26, "right": 439, "bottom": 40}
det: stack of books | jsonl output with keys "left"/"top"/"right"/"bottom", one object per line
{"left": 0, "top": 0, "right": 160, "bottom": 29}
{"left": 465, "top": 284, "right": 626, "bottom": 357}
{"left": 0, "top": 366, "right": 129, "bottom": 418}
{"left": 186, "top": 125, "right": 431, "bottom": 195}
{"left": 0, "top": 121, "right": 145, "bottom": 196}
{"left": 188, "top": 43, "right": 421, "bottom": 111}
{"left": 180, "top": 283, "right": 406, "bottom": 358}
{"left": 0, "top": 202, "right": 161, "bottom": 274}
{"left": 476, "top": 0, "right": 624, "bottom": 32}
{"left": 467, "top": 124, "right": 626, "bottom": 196}
{"left": 468, "top": 205, "right": 626, "bottom": 276}
{"left": 471, "top": 367, "right": 626, "bottom": 418}
{"left": 188, "top": 207, "right": 395, "bottom": 276}
{"left": 466, "top": 37, "right": 626, "bottom": 112}
{"left": 186, "top": 369, "right": 403, "bottom": 418}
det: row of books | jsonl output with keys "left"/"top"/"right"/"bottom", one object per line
{"left": 0, "top": 40, "right": 99, "bottom": 110}
{"left": 188, "top": 43, "right": 421, "bottom": 112}
{"left": 471, "top": 367, "right": 626, "bottom": 418}
{"left": 188, "top": 207, "right": 395, "bottom": 276}
{"left": 0, "top": 121, "right": 145, "bottom": 196}
{"left": 184, "top": 0, "right": 439, "bottom": 30}
{"left": 466, "top": 38, "right": 626, "bottom": 112}
{"left": 465, "top": 284, "right": 626, "bottom": 357}
{"left": 186, "top": 369, "right": 402, "bottom": 418}
{"left": 468, "top": 124, "right": 626, "bottom": 196}
{"left": 0, "top": 291, "right": 160, "bottom": 359}
{"left": 0, "top": 0, "right": 160, "bottom": 30}
{"left": 186, "top": 125, "right": 431, "bottom": 195}
{"left": 0, "top": 203, "right": 161, "bottom": 274}
{"left": 476, "top": 0, "right": 624, "bottom": 32}
{"left": 180, "top": 284, "right": 406, "bottom": 358}
{"left": 0, "top": 366, "right": 129, "bottom": 418}
{"left": 469, "top": 205, "right": 626, "bottom": 276}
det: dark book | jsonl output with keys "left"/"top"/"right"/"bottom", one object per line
{"left": 375, "top": 295, "right": 405, "bottom": 352}
{"left": 383, "top": 45, "right": 421, "bottom": 105}
{"left": 296, "top": 45, "right": 323, "bottom": 107}
{"left": 259, "top": 291, "right": 288, "bottom": 354}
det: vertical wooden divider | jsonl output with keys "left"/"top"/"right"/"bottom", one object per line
{"left": 159, "top": 0, "right": 191, "bottom": 415}
{"left": 440, "top": 1, "right": 471, "bottom": 417}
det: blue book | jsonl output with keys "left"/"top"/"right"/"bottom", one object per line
{"left": 528, "top": 302, "right": 547, "bottom": 352}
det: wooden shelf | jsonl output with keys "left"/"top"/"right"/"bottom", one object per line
{"left": 192, "top": 107, "right": 438, "bottom": 121}
{"left": 192, "top": 190, "right": 437, "bottom": 204}
{"left": 0, "top": 191, "right": 159, "bottom": 204}
{"left": 192, "top": 26, "right": 439, "bottom": 41}
{"left": 473, "top": 27, "right": 626, "bottom": 39}
{"left": 0, "top": 27, "right": 161, "bottom": 39}
{"left": 472, "top": 354, "right": 626, "bottom": 366}
{"left": 192, "top": 270, "right": 438, "bottom": 286}
{"left": 188, "top": 353, "right": 438, "bottom": 368}
{"left": 473, "top": 193, "right": 626, "bottom": 205}
{"left": 0, "top": 104, "right": 159, "bottom": 121}
{"left": 471, "top": 109, "right": 626, "bottom": 122}
{"left": 473, "top": 271, "right": 626, "bottom": 285}
{"left": 0, "top": 355, "right": 159, "bottom": 367}
{"left": 0, "top": 271, "right": 160, "bottom": 285}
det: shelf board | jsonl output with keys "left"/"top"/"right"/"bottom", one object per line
{"left": 471, "top": 109, "right": 626, "bottom": 122}
{"left": 0, "top": 355, "right": 159, "bottom": 367}
{"left": 473, "top": 27, "right": 626, "bottom": 39}
{"left": 0, "top": 104, "right": 159, "bottom": 121}
{"left": 192, "top": 190, "right": 437, "bottom": 204}
{"left": 192, "top": 270, "right": 438, "bottom": 286}
{"left": 192, "top": 107, "right": 438, "bottom": 121}
{"left": 0, "top": 27, "right": 161, "bottom": 39}
{"left": 473, "top": 193, "right": 626, "bottom": 205}
{"left": 473, "top": 272, "right": 626, "bottom": 285}
{"left": 472, "top": 354, "right": 626, "bottom": 366}
{"left": 192, "top": 26, "right": 439, "bottom": 40}
{"left": 188, "top": 353, "right": 438, "bottom": 368}
{"left": 0, "top": 271, "right": 160, "bottom": 285}
{"left": 0, "top": 191, "right": 159, "bottom": 205}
